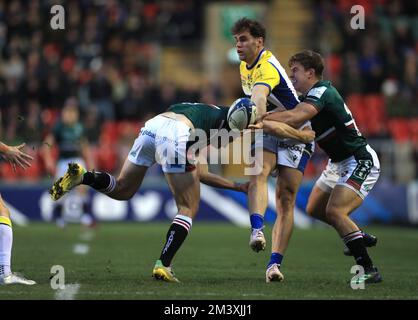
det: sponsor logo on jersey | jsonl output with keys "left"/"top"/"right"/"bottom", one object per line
{"left": 352, "top": 160, "right": 372, "bottom": 180}
{"left": 278, "top": 142, "right": 303, "bottom": 153}
{"left": 307, "top": 86, "right": 327, "bottom": 99}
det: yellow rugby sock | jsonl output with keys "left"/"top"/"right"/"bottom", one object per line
{"left": 0, "top": 216, "right": 11, "bottom": 227}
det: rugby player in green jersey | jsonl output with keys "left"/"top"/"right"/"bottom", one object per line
{"left": 256, "top": 50, "right": 382, "bottom": 285}
{"left": 49, "top": 99, "right": 314, "bottom": 282}
{"left": 43, "top": 100, "right": 96, "bottom": 228}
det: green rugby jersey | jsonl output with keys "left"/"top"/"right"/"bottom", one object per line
{"left": 167, "top": 103, "right": 229, "bottom": 136}
{"left": 53, "top": 121, "right": 85, "bottom": 159}
{"left": 301, "top": 80, "right": 368, "bottom": 162}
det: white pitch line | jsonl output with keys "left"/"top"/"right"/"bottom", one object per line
{"left": 4, "top": 290, "right": 414, "bottom": 299}
{"left": 51, "top": 290, "right": 271, "bottom": 297}
{"left": 73, "top": 243, "right": 90, "bottom": 255}
{"left": 54, "top": 283, "right": 81, "bottom": 300}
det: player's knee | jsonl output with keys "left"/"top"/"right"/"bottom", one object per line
{"left": 325, "top": 205, "right": 341, "bottom": 225}
{"left": 305, "top": 199, "right": 332, "bottom": 225}
{"left": 255, "top": 170, "right": 270, "bottom": 182}
{"left": 306, "top": 198, "right": 322, "bottom": 217}
{"left": 277, "top": 188, "right": 297, "bottom": 212}
{"left": 305, "top": 201, "right": 316, "bottom": 217}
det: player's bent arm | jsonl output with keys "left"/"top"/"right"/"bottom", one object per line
{"left": 198, "top": 162, "right": 248, "bottom": 193}
{"left": 262, "top": 120, "right": 315, "bottom": 143}
{"left": 264, "top": 102, "right": 318, "bottom": 128}
{"left": 251, "top": 84, "right": 270, "bottom": 118}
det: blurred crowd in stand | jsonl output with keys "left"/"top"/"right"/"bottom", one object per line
{"left": 0, "top": 0, "right": 416, "bottom": 181}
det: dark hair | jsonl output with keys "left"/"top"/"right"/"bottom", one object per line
{"left": 231, "top": 17, "right": 266, "bottom": 40}
{"left": 288, "top": 50, "right": 324, "bottom": 78}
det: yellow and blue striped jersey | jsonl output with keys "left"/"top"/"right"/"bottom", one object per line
{"left": 240, "top": 48, "right": 300, "bottom": 111}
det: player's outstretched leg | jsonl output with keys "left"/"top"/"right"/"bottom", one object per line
{"left": 50, "top": 163, "right": 86, "bottom": 201}
{"left": 51, "top": 159, "right": 148, "bottom": 202}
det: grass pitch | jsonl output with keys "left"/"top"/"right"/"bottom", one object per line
{"left": 1, "top": 222, "right": 417, "bottom": 300}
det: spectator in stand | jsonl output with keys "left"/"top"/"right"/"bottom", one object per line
{"left": 42, "top": 98, "right": 96, "bottom": 228}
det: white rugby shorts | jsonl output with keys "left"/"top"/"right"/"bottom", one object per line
{"left": 315, "top": 145, "right": 380, "bottom": 199}
{"left": 128, "top": 115, "right": 193, "bottom": 173}
{"left": 254, "top": 133, "right": 314, "bottom": 175}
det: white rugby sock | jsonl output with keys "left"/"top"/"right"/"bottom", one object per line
{"left": 0, "top": 224, "right": 12, "bottom": 276}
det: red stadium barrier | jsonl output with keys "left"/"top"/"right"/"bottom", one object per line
{"left": 388, "top": 118, "right": 410, "bottom": 142}
{"left": 363, "top": 95, "right": 387, "bottom": 136}
{"left": 0, "top": 162, "right": 19, "bottom": 181}
{"left": 346, "top": 94, "right": 367, "bottom": 133}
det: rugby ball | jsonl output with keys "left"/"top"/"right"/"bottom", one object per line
{"left": 227, "top": 98, "right": 257, "bottom": 131}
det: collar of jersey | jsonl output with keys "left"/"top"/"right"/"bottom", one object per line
{"left": 303, "top": 80, "right": 330, "bottom": 97}
{"left": 246, "top": 48, "right": 266, "bottom": 70}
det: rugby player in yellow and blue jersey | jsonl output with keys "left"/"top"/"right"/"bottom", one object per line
{"left": 261, "top": 50, "right": 382, "bottom": 285}
{"left": 49, "top": 99, "right": 313, "bottom": 282}
{"left": 232, "top": 18, "right": 314, "bottom": 283}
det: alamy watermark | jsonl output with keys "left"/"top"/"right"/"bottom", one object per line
{"left": 350, "top": 265, "right": 365, "bottom": 289}
{"left": 50, "top": 5, "right": 65, "bottom": 30}
{"left": 133, "top": 128, "right": 265, "bottom": 176}
{"left": 50, "top": 265, "right": 65, "bottom": 289}
{"left": 51, "top": 4, "right": 364, "bottom": 31}
{"left": 350, "top": 5, "right": 365, "bottom": 30}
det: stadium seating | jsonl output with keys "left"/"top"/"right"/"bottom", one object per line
{"left": 100, "top": 121, "right": 120, "bottom": 144}
{"left": 410, "top": 118, "right": 418, "bottom": 146}
{"left": 95, "top": 144, "right": 118, "bottom": 173}
{"left": 363, "top": 95, "right": 387, "bottom": 136}
{"left": 23, "top": 155, "right": 42, "bottom": 181}
{"left": 41, "top": 109, "right": 60, "bottom": 132}
{"left": 388, "top": 118, "right": 411, "bottom": 142}
{"left": 0, "top": 162, "right": 18, "bottom": 181}
{"left": 346, "top": 94, "right": 367, "bottom": 132}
